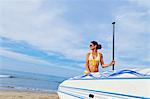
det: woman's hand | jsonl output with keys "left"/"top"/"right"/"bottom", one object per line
{"left": 110, "top": 60, "right": 115, "bottom": 66}
{"left": 84, "top": 70, "right": 90, "bottom": 75}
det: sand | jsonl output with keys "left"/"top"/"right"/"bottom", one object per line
{"left": 0, "top": 90, "right": 59, "bottom": 99}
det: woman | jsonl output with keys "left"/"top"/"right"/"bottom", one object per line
{"left": 85, "top": 41, "right": 115, "bottom": 74}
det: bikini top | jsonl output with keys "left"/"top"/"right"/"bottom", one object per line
{"left": 88, "top": 52, "right": 100, "bottom": 61}
{"left": 88, "top": 52, "right": 100, "bottom": 66}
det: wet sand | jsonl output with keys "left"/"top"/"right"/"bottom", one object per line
{"left": 0, "top": 90, "right": 59, "bottom": 99}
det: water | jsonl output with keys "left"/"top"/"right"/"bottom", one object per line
{"left": 0, "top": 69, "right": 67, "bottom": 92}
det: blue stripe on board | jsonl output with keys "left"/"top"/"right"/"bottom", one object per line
{"left": 70, "top": 77, "right": 150, "bottom": 80}
{"left": 58, "top": 91, "right": 84, "bottom": 99}
{"left": 80, "top": 74, "right": 97, "bottom": 78}
{"left": 108, "top": 70, "right": 150, "bottom": 77}
{"left": 72, "top": 69, "right": 150, "bottom": 80}
{"left": 60, "top": 86, "right": 149, "bottom": 99}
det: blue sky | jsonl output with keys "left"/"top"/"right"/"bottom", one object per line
{"left": 0, "top": 0, "right": 150, "bottom": 77}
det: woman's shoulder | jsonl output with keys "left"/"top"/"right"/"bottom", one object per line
{"left": 86, "top": 52, "right": 90, "bottom": 56}
{"left": 98, "top": 52, "right": 102, "bottom": 54}
{"left": 98, "top": 52, "right": 103, "bottom": 56}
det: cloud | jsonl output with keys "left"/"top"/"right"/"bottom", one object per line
{"left": 110, "top": 0, "right": 150, "bottom": 69}
{"left": 0, "top": 0, "right": 88, "bottom": 62}
{"left": 128, "top": 0, "right": 150, "bottom": 9}
{"left": 0, "top": 48, "right": 83, "bottom": 77}
{"left": 0, "top": 0, "right": 117, "bottom": 62}
{"left": 0, "top": 48, "right": 52, "bottom": 65}
{"left": 0, "top": 36, "right": 86, "bottom": 70}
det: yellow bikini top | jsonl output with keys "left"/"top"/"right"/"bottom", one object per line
{"left": 88, "top": 52, "right": 100, "bottom": 66}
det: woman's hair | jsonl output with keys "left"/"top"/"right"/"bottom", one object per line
{"left": 91, "top": 41, "right": 102, "bottom": 49}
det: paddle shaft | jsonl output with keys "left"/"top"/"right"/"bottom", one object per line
{"left": 112, "top": 22, "right": 115, "bottom": 70}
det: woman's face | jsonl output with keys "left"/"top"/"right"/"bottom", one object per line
{"left": 89, "top": 43, "right": 97, "bottom": 50}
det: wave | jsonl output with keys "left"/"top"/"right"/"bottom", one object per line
{"left": 0, "top": 85, "right": 56, "bottom": 93}
{"left": 0, "top": 75, "right": 14, "bottom": 78}
{"left": 0, "top": 69, "right": 67, "bottom": 82}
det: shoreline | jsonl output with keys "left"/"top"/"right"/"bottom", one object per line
{"left": 0, "top": 90, "right": 59, "bottom": 99}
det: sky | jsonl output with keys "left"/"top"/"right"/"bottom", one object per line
{"left": 0, "top": 0, "right": 150, "bottom": 77}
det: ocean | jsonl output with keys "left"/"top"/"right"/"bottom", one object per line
{"left": 0, "top": 69, "right": 67, "bottom": 92}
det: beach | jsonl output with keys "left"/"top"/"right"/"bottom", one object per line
{"left": 0, "top": 90, "right": 59, "bottom": 99}
{"left": 0, "top": 70, "right": 66, "bottom": 99}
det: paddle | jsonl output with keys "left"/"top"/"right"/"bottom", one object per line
{"left": 112, "top": 22, "right": 115, "bottom": 70}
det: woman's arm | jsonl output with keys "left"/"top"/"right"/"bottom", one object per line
{"left": 85, "top": 53, "right": 90, "bottom": 72}
{"left": 100, "top": 53, "right": 115, "bottom": 68}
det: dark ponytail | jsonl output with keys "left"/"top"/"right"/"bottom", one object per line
{"left": 97, "top": 44, "right": 102, "bottom": 49}
{"left": 91, "top": 41, "right": 102, "bottom": 49}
